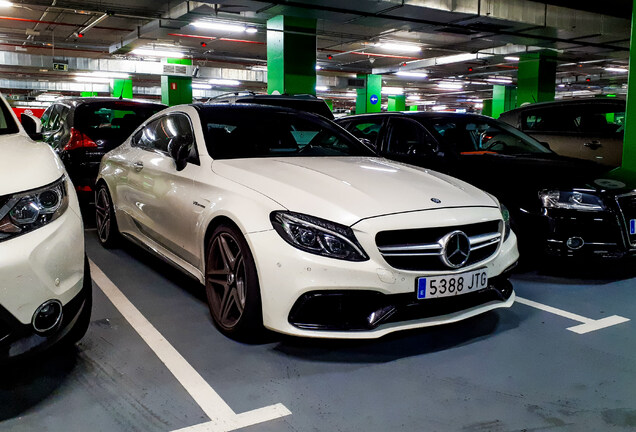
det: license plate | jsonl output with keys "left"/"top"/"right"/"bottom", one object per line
{"left": 631, "top": 219, "right": 636, "bottom": 235}
{"left": 417, "top": 268, "right": 488, "bottom": 300}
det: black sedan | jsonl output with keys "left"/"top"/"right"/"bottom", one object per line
{"left": 337, "top": 112, "right": 635, "bottom": 259}
{"left": 40, "top": 97, "right": 166, "bottom": 201}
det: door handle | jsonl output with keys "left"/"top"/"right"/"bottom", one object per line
{"left": 133, "top": 161, "right": 144, "bottom": 172}
{"left": 584, "top": 140, "right": 602, "bottom": 150}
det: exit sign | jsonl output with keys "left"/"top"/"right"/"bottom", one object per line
{"left": 53, "top": 62, "right": 68, "bottom": 71}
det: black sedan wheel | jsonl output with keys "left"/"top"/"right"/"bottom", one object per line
{"left": 95, "top": 184, "right": 119, "bottom": 248}
{"left": 205, "top": 224, "right": 262, "bottom": 339}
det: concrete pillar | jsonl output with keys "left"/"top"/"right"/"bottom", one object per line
{"left": 388, "top": 95, "right": 406, "bottom": 112}
{"left": 492, "top": 85, "right": 517, "bottom": 118}
{"left": 517, "top": 51, "right": 557, "bottom": 106}
{"left": 355, "top": 74, "right": 382, "bottom": 114}
{"left": 111, "top": 79, "right": 132, "bottom": 99}
{"left": 409, "top": 105, "right": 418, "bottom": 111}
{"left": 267, "top": 15, "right": 317, "bottom": 95}
{"left": 81, "top": 91, "right": 98, "bottom": 97}
{"left": 482, "top": 99, "right": 493, "bottom": 117}
{"left": 161, "top": 58, "right": 192, "bottom": 106}
{"left": 622, "top": 0, "right": 636, "bottom": 173}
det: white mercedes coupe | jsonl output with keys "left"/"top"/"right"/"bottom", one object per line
{"left": 96, "top": 104, "right": 518, "bottom": 339}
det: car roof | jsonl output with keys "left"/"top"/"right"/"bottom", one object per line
{"left": 191, "top": 102, "right": 325, "bottom": 116}
{"left": 52, "top": 97, "right": 166, "bottom": 109}
{"left": 501, "top": 98, "right": 625, "bottom": 115}
{"left": 336, "top": 111, "right": 489, "bottom": 121}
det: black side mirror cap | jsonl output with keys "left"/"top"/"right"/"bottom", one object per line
{"left": 169, "top": 136, "right": 192, "bottom": 171}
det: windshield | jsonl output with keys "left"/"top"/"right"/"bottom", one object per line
{"left": 422, "top": 116, "right": 553, "bottom": 155}
{"left": 74, "top": 101, "right": 165, "bottom": 142}
{"left": 0, "top": 97, "right": 19, "bottom": 136}
{"left": 199, "top": 109, "right": 374, "bottom": 159}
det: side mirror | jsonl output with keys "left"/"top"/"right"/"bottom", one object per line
{"left": 21, "top": 113, "right": 43, "bottom": 141}
{"left": 169, "top": 136, "right": 192, "bottom": 171}
{"left": 539, "top": 141, "right": 551, "bottom": 150}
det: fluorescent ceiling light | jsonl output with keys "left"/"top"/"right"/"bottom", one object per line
{"left": 431, "top": 105, "right": 448, "bottom": 111}
{"left": 605, "top": 67, "right": 628, "bottom": 73}
{"left": 345, "top": 92, "right": 357, "bottom": 97}
{"left": 132, "top": 48, "right": 184, "bottom": 58}
{"left": 504, "top": 56, "right": 519, "bottom": 61}
{"left": 382, "top": 87, "right": 404, "bottom": 95}
{"left": 375, "top": 43, "right": 421, "bottom": 53}
{"left": 406, "top": 95, "right": 421, "bottom": 101}
{"left": 395, "top": 71, "right": 428, "bottom": 78}
{"left": 193, "top": 21, "right": 246, "bottom": 33}
{"left": 315, "top": 86, "right": 328, "bottom": 91}
{"left": 192, "top": 83, "right": 212, "bottom": 90}
{"left": 251, "top": 65, "right": 267, "bottom": 71}
{"left": 209, "top": 78, "right": 240, "bottom": 86}
{"left": 487, "top": 78, "right": 514, "bottom": 84}
{"left": 245, "top": 27, "right": 258, "bottom": 34}
{"left": 558, "top": 84, "right": 566, "bottom": 88}
{"left": 74, "top": 77, "right": 111, "bottom": 84}
{"left": 437, "top": 82, "right": 463, "bottom": 90}
{"left": 0, "top": 1, "right": 13, "bottom": 7}
{"left": 75, "top": 71, "right": 130, "bottom": 79}
{"left": 315, "top": 65, "right": 322, "bottom": 70}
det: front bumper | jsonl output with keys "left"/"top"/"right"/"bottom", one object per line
{"left": 247, "top": 207, "right": 519, "bottom": 339}
{"left": 0, "top": 190, "right": 86, "bottom": 358}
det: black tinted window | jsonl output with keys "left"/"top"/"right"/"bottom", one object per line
{"left": 387, "top": 118, "right": 439, "bottom": 156}
{"left": 344, "top": 119, "right": 383, "bottom": 150}
{"left": 199, "top": 109, "right": 373, "bottom": 159}
{"left": 135, "top": 114, "right": 194, "bottom": 155}
{"left": 74, "top": 101, "right": 165, "bottom": 141}
{"left": 0, "top": 99, "right": 19, "bottom": 135}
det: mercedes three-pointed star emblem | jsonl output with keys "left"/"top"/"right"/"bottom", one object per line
{"left": 440, "top": 230, "right": 471, "bottom": 268}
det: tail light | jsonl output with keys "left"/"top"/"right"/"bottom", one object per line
{"left": 63, "top": 128, "right": 98, "bottom": 151}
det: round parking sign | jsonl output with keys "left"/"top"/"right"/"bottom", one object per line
{"left": 370, "top": 94, "right": 379, "bottom": 105}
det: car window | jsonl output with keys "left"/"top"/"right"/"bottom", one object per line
{"left": 344, "top": 119, "right": 383, "bottom": 150}
{"left": 199, "top": 110, "right": 374, "bottom": 159}
{"left": 575, "top": 105, "right": 625, "bottom": 135}
{"left": 522, "top": 108, "right": 578, "bottom": 133}
{"left": 135, "top": 114, "right": 195, "bottom": 158}
{"left": 41, "top": 105, "right": 62, "bottom": 133}
{"left": 386, "top": 117, "right": 439, "bottom": 156}
{"left": 0, "top": 98, "right": 19, "bottom": 135}
{"left": 423, "top": 117, "right": 552, "bottom": 155}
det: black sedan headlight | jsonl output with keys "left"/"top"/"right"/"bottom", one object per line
{"left": 0, "top": 176, "right": 69, "bottom": 242}
{"left": 539, "top": 190, "right": 605, "bottom": 211}
{"left": 271, "top": 211, "right": 368, "bottom": 261}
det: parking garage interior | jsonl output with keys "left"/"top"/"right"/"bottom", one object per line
{"left": 2, "top": 0, "right": 636, "bottom": 431}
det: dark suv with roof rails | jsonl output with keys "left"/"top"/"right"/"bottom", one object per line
{"left": 209, "top": 91, "right": 334, "bottom": 120}
{"left": 40, "top": 97, "right": 166, "bottom": 202}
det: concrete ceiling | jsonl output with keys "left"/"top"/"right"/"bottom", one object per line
{"left": 0, "top": 0, "right": 632, "bottom": 109}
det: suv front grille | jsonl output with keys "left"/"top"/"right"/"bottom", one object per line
{"left": 376, "top": 220, "right": 501, "bottom": 271}
{"left": 616, "top": 192, "right": 636, "bottom": 245}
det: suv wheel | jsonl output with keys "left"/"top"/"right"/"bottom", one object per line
{"left": 95, "top": 184, "right": 119, "bottom": 248}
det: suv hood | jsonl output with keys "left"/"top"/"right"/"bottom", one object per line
{"left": 0, "top": 133, "right": 66, "bottom": 195}
{"left": 213, "top": 157, "right": 497, "bottom": 226}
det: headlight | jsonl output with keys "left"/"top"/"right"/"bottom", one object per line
{"left": 0, "top": 176, "right": 69, "bottom": 242}
{"left": 271, "top": 211, "right": 368, "bottom": 261}
{"left": 500, "top": 203, "right": 511, "bottom": 241}
{"left": 539, "top": 190, "right": 604, "bottom": 211}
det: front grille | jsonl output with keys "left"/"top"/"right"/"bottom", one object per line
{"left": 376, "top": 220, "right": 501, "bottom": 271}
{"left": 616, "top": 192, "right": 636, "bottom": 245}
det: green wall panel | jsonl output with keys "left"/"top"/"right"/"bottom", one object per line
{"left": 622, "top": 0, "right": 636, "bottom": 173}
{"left": 492, "top": 85, "right": 517, "bottom": 118}
{"left": 482, "top": 99, "right": 493, "bottom": 117}
{"left": 355, "top": 74, "right": 382, "bottom": 114}
{"left": 161, "top": 58, "right": 192, "bottom": 106}
{"left": 388, "top": 95, "right": 406, "bottom": 112}
{"left": 111, "top": 79, "right": 133, "bottom": 99}
{"left": 81, "top": 91, "right": 98, "bottom": 97}
{"left": 267, "top": 15, "right": 317, "bottom": 95}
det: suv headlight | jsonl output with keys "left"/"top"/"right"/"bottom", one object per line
{"left": 271, "top": 211, "right": 368, "bottom": 261}
{"left": 0, "top": 176, "right": 69, "bottom": 242}
{"left": 500, "top": 203, "right": 511, "bottom": 241}
{"left": 539, "top": 190, "right": 604, "bottom": 211}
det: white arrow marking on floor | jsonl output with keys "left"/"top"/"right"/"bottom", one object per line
{"left": 515, "top": 296, "right": 630, "bottom": 334}
{"left": 89, "top": 260, "right": 292, "bottom": 432}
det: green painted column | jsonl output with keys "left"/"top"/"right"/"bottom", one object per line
{"left": 482, "top": 99, "right": 493, "bottom": 117}
{"left": 388, "top": 95, "right": 406, "bottom": 112}
{"left": 324, "top": 99, "right": 333, "bottom": 111}
{"left": 111, "top": 79, "right": 133, "bottom": 99}
{"left": 409, "top": 105, "right": 418, "bottom": 111}
{"left": 491, "top": 85, "right": 517, "bottom": 118}
{"left": 517, "top": 52, "right": 557, "bottom": 106}
{"left": 267, "top": 15, "right": 317, "bottom": 95}
{"left": 355, "top": 74, "right": 382, "bottom": 114}
{"left": 81, "top": 91, "right": 98, "bottom": 97}
{"left": 161, "top": 58, "right": 193, "bottom": 106}
{"left": 622, "top": 0, "right": 636, "bottom": 173}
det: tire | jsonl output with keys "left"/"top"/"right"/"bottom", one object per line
{"left": 63, "top": 256, "right": 93, "bottom": 345}
{"left": 205, "top": 224, "right": 263, "bottom": 340}
{"left": 95, "top": 183, "right": 119, "bottom": 248}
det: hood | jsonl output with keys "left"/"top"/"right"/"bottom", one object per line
{"left": 213, "top": 156, "right": 497, "bottom": 226}
{"left": 0, "top": 133, "right": 66, "bottom": 195}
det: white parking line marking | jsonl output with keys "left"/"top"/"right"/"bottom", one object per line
{"left": 89, "top": 260, "right": 292, "bottom": 432}
{"left": 516, "top": 296, "right": 630, "bottom": 334}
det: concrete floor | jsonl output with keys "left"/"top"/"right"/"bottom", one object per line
{"left": 1, "top": 229, "right": 636, "bottom": 432}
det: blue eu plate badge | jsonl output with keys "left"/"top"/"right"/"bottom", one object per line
{"left": 417, "top": 278, "right": 427, "bottom": 299}
{"left": 631, "top": 219, "right": 636, "bottom": 235}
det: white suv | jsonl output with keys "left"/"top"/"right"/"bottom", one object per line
{"left": 97, "top": 104, "right": 518, "bottom": 340}
{"left": 0, "top": 94, "right": 91, "bottom": 359}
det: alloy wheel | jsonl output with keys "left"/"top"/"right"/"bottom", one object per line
{"left": 95, "top": 187, "right": 111, "bottom": 244}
